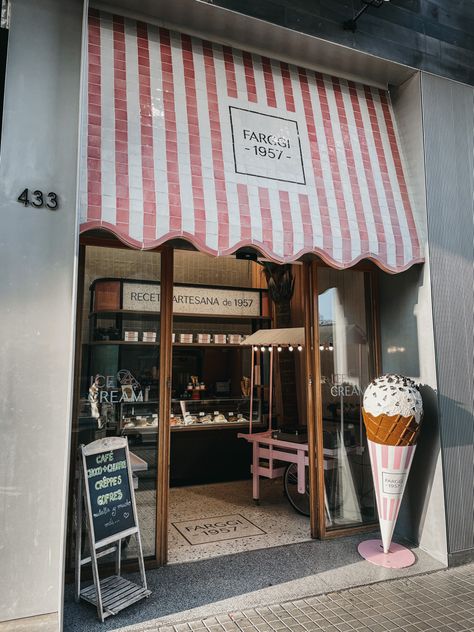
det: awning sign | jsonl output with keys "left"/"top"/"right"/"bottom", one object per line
{"left": 230, "top": 107, "right": 306, "bottom": 185}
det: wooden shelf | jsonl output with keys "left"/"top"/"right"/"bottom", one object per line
{"left": 89, "top": 340, "right": 158, "bottom": 346}
{"left": 173, "top": 342, "right": 244, "bottom": 348}
{"left": 172, "top": 422, "right": 265, "bottom": 432}
{"left": 171, "top": 397, "right": 252, "bottom": 403}
{"left": 90, "top": 309, "right": 271, "bottom": 321}
{"left": 87, "top": 341, "right": 250, "bottom": 348}
{"left": 117, "top": 397, "right": 252, "bottom": 404}
{"left": 121, "top": 421, "right": 265, "bottom": 434}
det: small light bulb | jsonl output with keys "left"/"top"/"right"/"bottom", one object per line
{"left": 319, "top": 344, "right": 324, "bottom": 351}
{"left": 297, "top": 345, "right": 303, "bottom": 351}
{"left": 277, "top": 346, "right": 282, "bottom": 352}
{"left": 328, "top": 344, "right": 334, "bottom": 351}
{"left": 253, "top": 346, "right": 259, "bottom": 352}
{"left": 268, "top": 346, "right": 273, "bottom": 352}
{"left": 261, "top": 346, "right": 266, "bottom": 352}
{"left": 288, "top": 345, "right": 294, "bottom": 352}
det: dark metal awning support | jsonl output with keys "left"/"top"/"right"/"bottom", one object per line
{"left": 343, "top": 0, "right": 390, "bottom": 32}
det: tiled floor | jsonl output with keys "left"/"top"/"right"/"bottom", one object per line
{"left": 125, "top": 564, "right": 474, "bottom": 632}
{"left": 168, "top": 479, "right": 311, "bottom": 563}
{"left": 128, "top": 479, "right": 312, "bottom": 562}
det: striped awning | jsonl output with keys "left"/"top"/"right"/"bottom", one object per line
{"left": 81, "top": 9, "right": 423, "bottom": 272}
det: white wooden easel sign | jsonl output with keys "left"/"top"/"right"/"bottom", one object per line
{"left": 75, "top": 437, "right": 151, "bottom": 622}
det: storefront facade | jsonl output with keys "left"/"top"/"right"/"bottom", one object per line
{"left": 0, "top": 0, "right": 472, "bottom": 630}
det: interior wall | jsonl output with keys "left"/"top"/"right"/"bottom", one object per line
{"left": 0, "top": 0, "right": 83, "bottom": 627}
{"left": 82, "top": 247, "right": 257, "bottom": 338}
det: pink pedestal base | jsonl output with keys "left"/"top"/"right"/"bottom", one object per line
{"left": 358, "top": 539, "right": 416, "bottom": 568}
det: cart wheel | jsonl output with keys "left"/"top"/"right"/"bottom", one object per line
{"left": 284, "top": 463, "right": 310, "bottom": 517}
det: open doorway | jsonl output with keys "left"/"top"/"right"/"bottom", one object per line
{"left": 167, "top": 251, "right": 314, "bottom": 564}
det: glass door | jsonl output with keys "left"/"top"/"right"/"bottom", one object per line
{"left": 311, "top": 263, "right": 379, "bottom": 536}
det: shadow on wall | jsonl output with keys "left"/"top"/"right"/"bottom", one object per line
{"left": 378, "top": 264, "right": 445, "bottom": 559}
{"left": 396, "top": 384, "right": 439, "bottom": 545}
{"left": 400, "top": 389, "right": 473, "bottom": 548}
{"left": 377, "top": 265, "right": 422, "bottom": 378}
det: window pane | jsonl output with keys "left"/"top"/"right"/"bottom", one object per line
{"left": 318, "top": 268, "right": 377, "bottom": 529}
{"left": 69, "top": 246, "right": 161, "bottom": 568}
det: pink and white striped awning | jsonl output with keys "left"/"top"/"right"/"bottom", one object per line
{"left": 80, "top": 9, "right": 423, "bottom": 272}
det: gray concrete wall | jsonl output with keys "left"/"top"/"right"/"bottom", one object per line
{"left": 420, "top": 73, "right": 474, "bottom": 566}
{"left": 379, "top": 265, "right": 447, "bottom": 565}
{"left": 378, "top": 74, "right": 447, "bottom": 565}
{"left": 0, "top": 0, "right": 83, "bottom": 627}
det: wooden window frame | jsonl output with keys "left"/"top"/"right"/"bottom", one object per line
{"left": 66, "top": 242, "right": 381, "bottom": 582}
{"left": 307, "top": 260, "right": 381, "bottom": 539}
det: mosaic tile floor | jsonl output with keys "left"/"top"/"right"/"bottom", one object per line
{"left": 168, "top": 479, "right": 311, "bottom": 564}
{"left": 123, "top": 564, "right": 474, "bottom": 632}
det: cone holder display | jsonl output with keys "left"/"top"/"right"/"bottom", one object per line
{"left": 358, "top": 410, "right": 419, "bottom": 568}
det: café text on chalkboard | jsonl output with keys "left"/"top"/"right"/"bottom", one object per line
{"left": 84, "top": 447, "right": 136, "bottom": 542}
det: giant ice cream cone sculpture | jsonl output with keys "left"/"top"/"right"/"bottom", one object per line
{"left": 362, "top": 375, "right": 423, "bottom": 555}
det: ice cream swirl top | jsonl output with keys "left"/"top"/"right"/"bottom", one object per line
{"left": 363, "top": 374, "right": 423, "bottom": 424}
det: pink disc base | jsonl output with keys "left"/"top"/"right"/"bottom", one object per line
{"left": 358, "top": 539, "right": 416, "bottom": 569}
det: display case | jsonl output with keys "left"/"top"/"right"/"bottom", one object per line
{"left": 170, "top": 397, "right": 261, "bottom": 430}
{"left": 119, "top": 397, "right": 261, "bottom": 433}
{"left": 84, "top": 278, "right": 270, "bottom": 435}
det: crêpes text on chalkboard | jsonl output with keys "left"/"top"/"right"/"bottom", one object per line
{"left": 84, "top": 447, "right": 136, "bottom": 542}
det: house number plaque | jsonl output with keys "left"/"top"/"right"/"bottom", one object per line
{"left": 17, "top": 188, "right": 59, "bottom": 209}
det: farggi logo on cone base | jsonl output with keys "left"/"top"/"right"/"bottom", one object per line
{"left": 362, "top": 375, "right": 423, "bottom": 554}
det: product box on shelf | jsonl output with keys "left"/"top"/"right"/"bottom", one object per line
{"left": 213, "top": 334, "right": 227, "bottom": 344}
{"left": 124, "top": 331, "right": 139, "bottom": 342}
{"left": 142, "top": 331, "right": 157, "bottom": 342}
{"left": 197, "top": 333, "right": 211, "bottom": 343}
{"left": 228, "top": 334, "right": 242, "bottom": 344}
{"left": 179, "top": 333, "right": 193, "bottom": 343}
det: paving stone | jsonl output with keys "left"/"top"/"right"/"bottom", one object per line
{"left": 148, "top": 564, "right": 474, "bottom": 632}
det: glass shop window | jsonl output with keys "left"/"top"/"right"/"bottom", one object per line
{"left": 68, "top": 246, "right": 162, "bottom": 568}
{"left": 318, "top": 267, "right": 377, "bottom": 529}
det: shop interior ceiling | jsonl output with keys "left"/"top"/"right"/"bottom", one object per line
{"left": 82, "top": 5, "right": 423, "bottom": 273}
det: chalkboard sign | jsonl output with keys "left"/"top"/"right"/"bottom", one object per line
{"left": 76, "top": 437, "right": 150, "bottom": 621}
{"left": 82, "top": 440, "right": 136, "bottom": 543}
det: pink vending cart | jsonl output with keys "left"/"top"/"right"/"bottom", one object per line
{"left": 238, "top": 327, "right": 333, "bottom": 522}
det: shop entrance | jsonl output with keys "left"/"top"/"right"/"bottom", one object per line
{"left": 167, "top": 251, "right": 313, "bottom": 564}
{"left": 67, "top": 240, "right": 378, "bottom": 575}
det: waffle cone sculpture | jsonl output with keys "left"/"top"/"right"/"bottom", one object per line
{"left": 362, "top": 375, "right": 423, "bottom": 554}
{"left": 363, "top": 410, "right": 420, "bottom": 446}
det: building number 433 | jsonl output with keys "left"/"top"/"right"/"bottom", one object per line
{"left": 17, "top": 188, "right": 59, "bottom": 210}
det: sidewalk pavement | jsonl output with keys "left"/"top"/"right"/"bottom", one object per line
{"left": 122, "top": 563, "right": 474, "bottom": 632}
